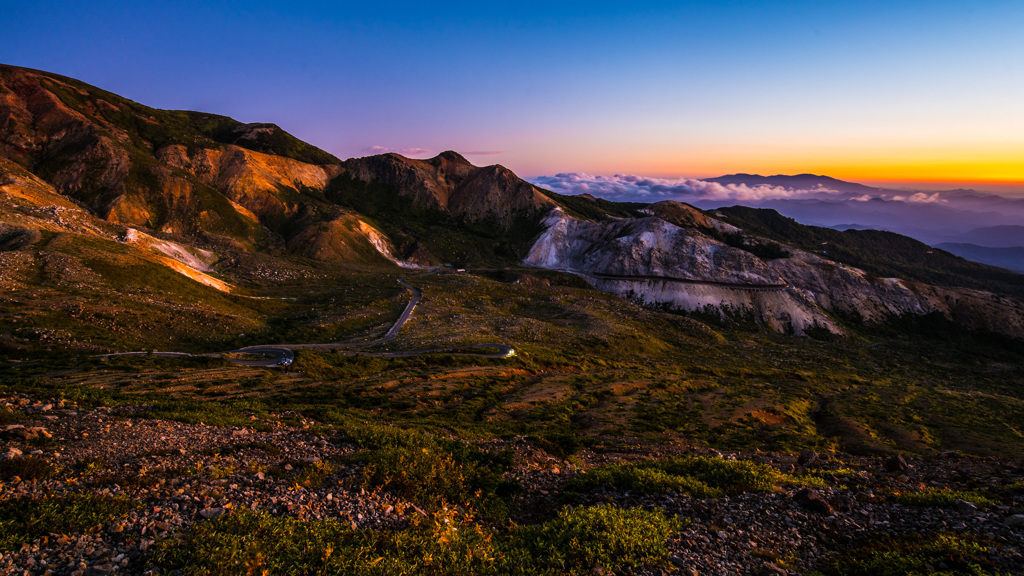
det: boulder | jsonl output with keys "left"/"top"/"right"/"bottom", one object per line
{"left": 793, "top": 488, "right": 834, "bottom": 515}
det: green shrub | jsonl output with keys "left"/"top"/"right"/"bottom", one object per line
{"left": 359, "top": 439, "right": 517, "bottom": 517}
{"left": 75, "top": 456, "right": 106, "bottom": 474}
{"left": 892, "top": 488, "right": 996, "bottom": 508}
{"left": 291, "top": 460, "right": 337, "bottom": 489}
{"left": 778, "top": 473, "right": 830, "bottom": 489}
{"left": 566, "top": 456, "right": 780, "bottom": 497}
{"left": 533, "top": 430, "right": 592, "bottom": 458}
{"left": 654, "top": 456, "right": 779, "bottom": 494}
{"left": 0, "top": 457, "right": 55, "bottom": 481}
{"left": 565, "top": 464, "right": 723, "bottom": 498}
{"left": 0, "top": 494, "right": 136, "bottom": 550}
{"left": 816, "top": 533, "right": 1005, "bottom": 576}
{"left": 506, "top": 505, "right": 684, "bottom": 574}
{"left": 153, "top": 505, "right": 682, "bottom": 576}
{"left": 0, "top": 408, "right": 25, "bottom": 425}
{"left": 339, "top": 423, "right": 517, "bottom": 516}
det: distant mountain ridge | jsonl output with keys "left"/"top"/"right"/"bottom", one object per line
{"left": 935, "top": 244, "right": 1024, "bottom": 274}
{"left": 954, "top": 225, "right": 1024, "bottom": 248}
{"left": 707, "top": 173, "right": 882, "bottom": 196}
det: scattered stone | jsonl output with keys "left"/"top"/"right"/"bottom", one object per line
{"left": 798, "top": 449, "right": 818, "bottom": 466}
{"left": 2, "top": 391, "right": 1023, "bottom": 576}
{"left": 884, "top": 455, "right": 909, "bottom": 473}
{"left": 199, "top": 508, "right": 224, "bottom": 519}
{"left": 2, "top": 426, "right": 51, "bottom": 441}
{"left": 954, "top": 500, "right": 978, "bottom": 514}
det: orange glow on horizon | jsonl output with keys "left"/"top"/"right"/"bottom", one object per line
{"left": 512, "top": 138, "right": 1024, "bottom": 192}
{"left": 600, "top": 149, "right": 1024, "bottom": 186}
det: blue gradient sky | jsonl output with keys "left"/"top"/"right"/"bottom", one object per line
{"left": 4, "top": 1, "right": 1023, "bottom": 185}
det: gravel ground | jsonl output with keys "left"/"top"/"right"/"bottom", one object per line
{"left": 2, "top": 392, "right": 1023, "bottom": 575}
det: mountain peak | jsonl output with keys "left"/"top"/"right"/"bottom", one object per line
{"left": 341, "top": 150, "right": 555, "bottom": 226}
{"left": 433, "top": 150, "right": 470, "bottom": 164}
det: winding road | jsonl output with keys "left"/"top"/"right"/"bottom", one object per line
{"left": 105, "top": 265, "right": 785, "bottom": 368}
{"left": 107, "top": 271, "right": 516, "bottom": 368}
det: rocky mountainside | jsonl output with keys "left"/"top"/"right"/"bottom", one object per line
{"left": 524, "top": 202, "right": 1024, "bottom": 338}
{"left": 0, "top": 65, "right": 561, "bottom": 268}
{"left": 4, "top": 64, "right": 1024, "bottom": 341}
{"left": 0, "top": 64, "right": 568, "bottom": 298}
{"left": 0, "top": 65, "right": 345, "bottom": 248}
{"left": 341, "top": 150, "right": 556, "bottom": 227}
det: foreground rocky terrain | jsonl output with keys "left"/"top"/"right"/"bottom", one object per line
{"left": 3, "top": 392, "right": 1023, "bottom": 575}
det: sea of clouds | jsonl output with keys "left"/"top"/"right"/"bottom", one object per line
{"left": 530, "top": 173, "right": 847, "bottom": 204}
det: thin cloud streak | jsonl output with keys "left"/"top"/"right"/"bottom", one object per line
{"left": 360, "top": 145, "right": 433, "bottom": 157}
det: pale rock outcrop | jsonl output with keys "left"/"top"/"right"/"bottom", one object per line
{"left": 525, "top": 208, "right": 836, "bottom": 334}
{"left": 525, "top": 208, "right": 1024, "bottom": 338}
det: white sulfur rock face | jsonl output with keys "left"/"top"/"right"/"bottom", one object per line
{"left": 524, "top": 208, "right": 1024, "bottom": 337}
{"left": 356, "top": 220, "right": 423, "bottom": 269}
{"left": 525, "top": 209, "right": 782, "bottom": 284}
{"left": 524, "top": 208, "right": 838, "bottom": 334}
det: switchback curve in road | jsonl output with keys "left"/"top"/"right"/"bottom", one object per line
{"left": 105, "top": 270, "right": 515, "bottom": 368}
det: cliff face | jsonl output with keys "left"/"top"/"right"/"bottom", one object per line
{"left": 525, "top": 208, "right": 1024, "bottom": 338}
{"left": 0, "top": 65, "right": 564, "bottom": 271}
{"left": 0, "top": 65, "right": 405, "bottom": 287}
{"left": 525, "top": 208, "right": 839, "bottom": 333}
{"left": 155, "top": 144, "right": 340, "bottom": 233}
{"left": 526, "top": 209, "right": 781, "bottom": 284}
{"left": 341, "top": 151, "right": 556, "bottom": 226}
{"left": 0, "top": 65, "right": 341, "bottom": 247}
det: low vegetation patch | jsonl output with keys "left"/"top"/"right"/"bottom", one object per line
{"left": 344, "top": 424, "right": 518, "bottom": 518}
{"left": 506, "top": 504, "right": 685, "bottom": 573}
{"left": 815, "top": 533, "right": 1007, "bottom": 576}
{"left": 565, "top": 456, "right": 780, "bottom": 498}
{"left": 0, "top": 407, "right": 26, "bottom": 425}
{"left": 890, "top": 488, "right": 997, "bottom": 508}
{"left": 0, "top": 456, "right": 56, "bottom": 481}
{"left": 153, "top": 505, "right": 682, "bottom": 575}
{"left": 0, "top": 494, "right": 136, "bottom": 550}
{"left": 290, "top": 460, "right": 337, "bottom": 489}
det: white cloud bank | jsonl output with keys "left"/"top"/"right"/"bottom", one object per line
{"left": 530, "top": 173, "right": 845, "bottom": 203}
{"left": 529, "top": 173, "right": 959, "bottom": 206}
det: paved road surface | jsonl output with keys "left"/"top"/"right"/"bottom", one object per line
{"left": 466, "top": 266, "right": 791, "bottom": 293}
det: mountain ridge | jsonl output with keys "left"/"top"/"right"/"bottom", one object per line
{"left": 4, "top": 64, "right": 1024, "bottom": 341}
{"left": 707, "top": 173, "right": 883, "bottom": 196}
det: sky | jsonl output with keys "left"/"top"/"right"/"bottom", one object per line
{"left": 3, "top": 1, "right": 1023, "bottom": 189}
